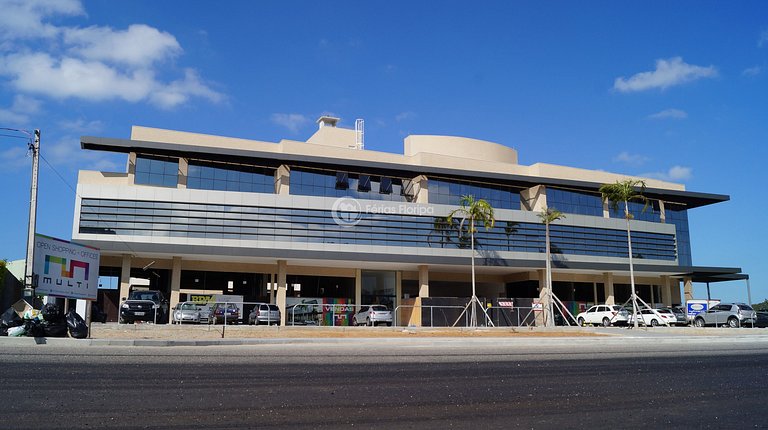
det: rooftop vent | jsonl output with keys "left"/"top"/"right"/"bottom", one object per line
{"left": 316, "top": 115, "right": 340, "bottom": 129}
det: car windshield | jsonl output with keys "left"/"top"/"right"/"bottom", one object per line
{"left": 129, "top": 292, "right": 159, "bottom": 301}
{"left": 180, "top": 303, "right": 197, "bottom": 310}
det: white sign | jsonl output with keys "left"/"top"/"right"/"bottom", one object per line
{"left": 33, "top": 234, "right": 100, "bottom": 300}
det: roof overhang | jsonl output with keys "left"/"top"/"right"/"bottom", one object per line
{"left": 81, "top": 136, "right": 730, "bottom": 209}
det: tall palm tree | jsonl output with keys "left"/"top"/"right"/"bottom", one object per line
{"left": 538, "top": 207, "right": 565, "bottom": 327}
{"left": 447, "top": 195, "right": 495, "bottom": 327}
{"left": 599, "top": 179, "right": 648, "bottom": 329}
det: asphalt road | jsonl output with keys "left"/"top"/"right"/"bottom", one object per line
{"left": 2, "top": 337, "right": 767, "bottom": 429}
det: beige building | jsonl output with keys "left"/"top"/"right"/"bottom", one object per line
{"left": 74, "top": 116, "right": 743, "bottom": 325}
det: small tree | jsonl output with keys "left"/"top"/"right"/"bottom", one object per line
{"left": 447, "top": 195, "right": 495, "bottom": 327}
{"left": 599, "top": 179, "right": 648, "bottom": 329}
{"left": 538, "top": 207, "right": 565, "bottom": 327}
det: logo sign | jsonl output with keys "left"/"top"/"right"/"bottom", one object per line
{"left": 33, "top": 234, "right": 100, "bottom": 300}
{"left": 687, "top": 302, "right": 708, "bottom": 317}
{"left": 332, "top": 197, "right": 363, "bottom": 227}
{"left": 498, "top": 300, "right": 514, "bottom": 308}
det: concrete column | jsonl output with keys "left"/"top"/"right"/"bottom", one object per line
{"left": 661, "top": 276, "right": 672, "bottom": 306}
{"left": 177, "top": 158, "right": 188, "bottom": 189}
{"left": 592, "top": 282, "right": 598, "bottom": 305}
{"left": 275, "top": 165, "right": 290, "bottom": 195}
{"left": 418, "top": 265, "right": 429, "bottom": 297}
{"left": 269, "top": 273, "right": 274, "bottom": 304}
{"left": 170, "top": 257, "right": 182, "bottom": 311}
{"left": 355, "top": 269, "right": 362, "bottom": 310}
{"left": 603, "top": 272, "right": 615, "bottom": 305}
{"left": 683, "top": 277, "right": 694, "bottom": 302}
{"left": 650, "top": 285, "right": 655, "bottom": 307}
{"left": 521, "top": 185, "right": 546, "bottom": 212}
{"left": 119, "top": 254, "right": 132, "bottom": 301}
{"left": 395, "top": 271, "right": 402, "bottom": 311}
{"left": 412, "top": 175, "right": 428, "bottom": 203}
{"left": 658, "top": 200, "right": 666, "bottom": 223}
{"left": 127, "top": 152, "right": 136, "bottom": 184}
{"left": 277, "top": 260, "right": 287, "bottom": 326}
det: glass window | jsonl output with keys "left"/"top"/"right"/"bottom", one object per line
{"left": 187, "top": 160, "right": 275, "bottom": 194}
{"left": 135, "top": 155, "right": 178, "bottom": 188}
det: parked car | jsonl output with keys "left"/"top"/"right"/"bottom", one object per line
{"left": 754, "top": 311, "right": 768, "bottom": 328}
{"left": 287, "top": 302, "right": 319, "bottom": 325}
{"left": 172, "top": 301, "right": 206, "bottom": 324}
{"left": 692, "top": 303, "right": 757, "bottom": 328}
{"left": 248, "top": 303, "right": 281, "bottom": 325}
{"left": 352, "top": 305, "right": 393, "bottom": 326}
{"left": 120, "top": 290, "right": 169, "bottom": 324}
{"left": 211, "top": 303, "right": 240, "bottom": 324}
{"left": 663, "top": 306, "right": 689, "bottom": 326}
{"left": 627, "top": 308, "right": 677, "bottom": 327}
{"left": 575, "top": 305, "right": 629, "bottom": 327}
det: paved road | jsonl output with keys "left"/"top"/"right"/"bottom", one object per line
{"left": 2, "top": 337, "right": 767, "bottom": 429}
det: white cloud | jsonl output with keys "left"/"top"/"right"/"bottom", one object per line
{"left": 647, "top": 108, "right": 688, "bottom": 120}
{"left": 63, "top": 24, "right": 181, "bottom": 67}
{"left": 395, "top": 111, "right": 417, "bottom": 122}
{"left": 641, "top": 165, "right": 693, "bottom": 182}
{"left": 58, "top": 118, "right": 103, "bottom": 133}
{"left": 0, "top": 0, "right": 84, "bottom": 40}
{"left": 0, "top": 94, "right": 41, "bottom": 124}
{"left": 44, "top": 136, "right": 121, "bottom": 171}
{"left": 742, "top": 66, "right": 762, "bottom": 77}
{"left": 270, "top": 113, "right": 310, "bottom": 134}
{"left": 0, "top": 1, "right": 223, "bottom": 109}
{"left": 613, "top": 57, "right": 717, "bottom": 93}
{"left": 613, "top": 151, "right": 650, "bottom": 166}
{"left": 759, "top": 30, "right": 768, "bottom": 48}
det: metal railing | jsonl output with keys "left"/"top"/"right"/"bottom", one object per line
{"left": 286, "top": 303, "right": 357, "bottom": 327}
{"left": 392, "top": 305, "right": 558, "bottom": 328}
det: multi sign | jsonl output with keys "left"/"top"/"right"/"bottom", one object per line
{"left": 33, "top": 234, "right": 100, "bottom": 300}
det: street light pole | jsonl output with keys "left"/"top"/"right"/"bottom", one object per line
{"left": 23, "top": 129, "right": 40, "bottom": 303}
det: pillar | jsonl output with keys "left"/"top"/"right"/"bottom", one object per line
{"left": 412, "top": 175, "right": 428, "bottom": 203}
{"left": 603, "top": 272, "right": 615, "bottom": 305}
{"left": 127, "top": 152, "right": 136, "bottom": 184}
{"left": 395, "top": 271, "right": 402, "bottom": 311}
{"left": 354, "top": 269, "right": 362, "bottom": 310}
{"left": 521, "top": 185, "right": 546, "bottom": 212}
{"left": 119, "top": 254, "right": 132, "bottom": 301}
{"left": 683, "top": 277, "right": 694, "bottom": 302}
{"left": 269, "top": 273, "right": 275, "bottom": 304}
{"left": 418, "top": 265, "right": 429, "bottom": 297}
{"left": 592, "top": 282, "right": 598, "bottom": 305}
{"left": 661, "top": 276, "right": 672, "bottom": 306}
{"left": 275, "top": 165, "right": 290, "bottom": 195}
{"left": 277, "top": 260, "right": 287, "bottom": 326}
{"left": 170, "top": 257, "right": 182, "bottom": 312}
{"left": 658, "top": 200, "right": 666, "bottom": 223}
{"left": 178, "top": 158, "right": 188, "bottom": 189}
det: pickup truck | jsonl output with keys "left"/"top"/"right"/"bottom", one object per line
{"left": 119, "top": 290, "right": 169, "bottom": 324}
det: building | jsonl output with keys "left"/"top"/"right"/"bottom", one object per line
{"left": 73, "top": 116, "right": 745, "bottom": 324}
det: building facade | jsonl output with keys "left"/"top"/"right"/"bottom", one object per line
{"left": 73, "top": 117, "right": 742, "bottom": 324}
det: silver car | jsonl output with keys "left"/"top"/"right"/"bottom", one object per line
{"left": 248, "top": 303, "right": 281, "bottom": 325}
{"left": 172, "top": 301, "right": 205, "bottom": 324}
{"left": 692, "top": 303, "right": 756, "bottom": 328}
{"left": 352, "top": 305, "right": 393, "bottom": 326}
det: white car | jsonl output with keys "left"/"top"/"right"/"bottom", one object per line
{"left": 576, "top": 305, "right": 629, "bottom": 327}
{"left": 353, "top": 305, "right": 393, "bottom": 326}
{"left": 627, "top": 308, "right": 676, "bottom": 327}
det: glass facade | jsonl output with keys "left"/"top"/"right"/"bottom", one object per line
{"left": 134, "top": 155, "right": 178, "bottom": 187}
{"left": 608, "top": 199, "right": 661, "bottom": 223}
{"left": 187, "top": 160, "right": 275, "bottom": 193}
{"left": 546, "top": 188, "right": 603, "bottom": 217}
{"left": 79, "top": 198, "right": 678, "bottom": 261}
{"left": 290, "top": 168, "right": 410, "bottom": 201}
{"left": 429, "top": 178, "right": 520, "bottom": 210}
{"left": 666, "top": 203, "right": 692, "bottom": 266}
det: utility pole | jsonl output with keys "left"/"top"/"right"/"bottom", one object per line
{"left": 23, "top": 129, "right": 40, "bottom": 303}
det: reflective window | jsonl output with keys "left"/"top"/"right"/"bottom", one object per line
{"left": 290, "top": 168, "right": 409, "bottom": 202}
{"left": 547, "top": 188, "right": 603, "bottom": 217}
{"left": 429, "top": 178, "right": 521, "bottom": 210}
{"left": 135, "top": 155, "right": 178, "bottom": 187}
{"left": 187, "top": 160, "right": 274, "bottom": 193}
{"left": 608, "top": 199, "right": 661, "bottom": 223}
{"left": 666, "top": 203, "right": 691, "bottom": 266}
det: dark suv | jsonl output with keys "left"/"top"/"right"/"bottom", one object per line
{"left": 120, "top": 290, "right": 169, "bottom": 324}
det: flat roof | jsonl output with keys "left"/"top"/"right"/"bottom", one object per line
{"left": 81, "top": 135, "right": 730, "bottom": 209}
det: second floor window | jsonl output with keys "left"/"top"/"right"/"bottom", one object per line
{"left": 135, "top": 155, "right": 178, "bottom": 188}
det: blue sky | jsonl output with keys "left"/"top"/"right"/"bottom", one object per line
{"left": 0, "top": 0, "right": 766, "bottom": 304}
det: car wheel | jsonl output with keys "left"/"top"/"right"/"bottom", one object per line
{"left": 577, "top": 317, "right": 585, "bottom": 327}
{"left": 366, "top": 318, "right": 372, "bottom": 327}
{"left": 386, "top": 322, "right": 392, "bottom": 327}
{"left": 602, "top": 317, "right": 611, "bottom": 327}
{"left": 650, "top": 319, "right": 659, "bottom": 327}
{"left": 728, "top": 317, "right": 740, "bottom": 328}
{"left": 694, "top": 318, "right": 705, "bottom": 328}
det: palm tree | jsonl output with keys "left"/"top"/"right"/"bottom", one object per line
{"left": 447, "top": 195, "right": 495, "bottom": 327}
{"left": 538, "top": 207, "right": 565, "bottom": 327}
{"left": 599, "top": 179, "right": 649, "bottom": 329}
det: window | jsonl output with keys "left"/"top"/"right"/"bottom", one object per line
{"left": 358, "top": 175, "right": 371, "bottom": 192}
{"left": 380, "top": 177, "right": 393, "bottom": 194}
{"left": 335, "top": 172, "right": 349, "bottom": 190}
{"left": 187, "top": 160, "right": 274, "bottom": 194}
{"left": 134, "top": 155, "right": 178, "bottom": 187}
